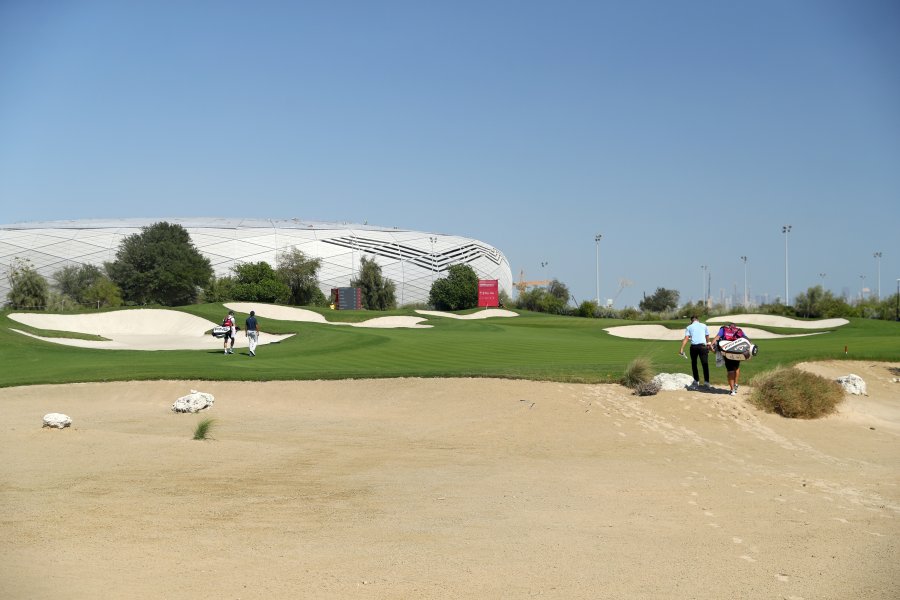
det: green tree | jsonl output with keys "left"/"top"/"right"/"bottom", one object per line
{"left": 276, "top": 248, "right": 325, "bottom": 306}
{"left": 515, "top": 287, "right": 546, "bottom": 312}
{"left": 5, "top": 257, "right": 49, "bottom": 309}
{"left": 794, "top": 285, "right": 829, "bottom": 318}
{"left": 576, "top": 300, "right": 598, "bottom": 318}
{"left": 82, "top": 277, "right": 124, "bottom": 308}
{"left": 231, "top": 261, "right": 290, "bottom": 303}
{"left": 202, "top": 275, "right": 236, "bottom": 303}
{"left": 54, "top": 264, "right": 104, "bottom": 304}
{"left": 817, "top": 295, "right": 856, "bottom": 318}
{"left": 46, "top": 291, "right": 80, "bottom": 311}
{"left": 429, "top": 264, "right": 478, "bottom": 310}
{"left": 548, "top": 279, "right": 570, "bottom": 305}
{"left": 639, "top": 287, "right": 679, "bottom": 312}
{"left": 351, "top": 256, "right": 397, "bottom": 310}
{"left": 106, "top": 222, "right": 212, "bottom": 306}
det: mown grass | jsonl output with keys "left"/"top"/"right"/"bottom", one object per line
{"left": 0, "top": 305, "right": 898, "bottom": 388}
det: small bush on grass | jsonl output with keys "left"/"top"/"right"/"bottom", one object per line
{"left": 193, "top": 418, "right": 217, "bottom": 440}
{"left": 749, "top": 367, "right": 844, "bottom": 419}
{"left": 622, "top": 357, "right": 654, "bottom": 389}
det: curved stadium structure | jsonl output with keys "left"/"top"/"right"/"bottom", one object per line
{"left": 0, "top": 218, "right": 513, "bottom": 306}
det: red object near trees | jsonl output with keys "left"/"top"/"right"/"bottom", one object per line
{"left": 478, "top": 280, "right": 499, "bottom": 307}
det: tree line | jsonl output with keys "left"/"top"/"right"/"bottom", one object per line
{"left": 8, "top": 221, "right": 895, "bottom": 320}
{"left": 3, "top": 221, "right": 493, "bottom": 312}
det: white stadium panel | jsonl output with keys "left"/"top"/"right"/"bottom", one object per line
{"left": 0, "top": 218, "right": 513, "bottom": 306}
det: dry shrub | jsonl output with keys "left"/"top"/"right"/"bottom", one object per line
{"left": 633, "top": 379, "right": 661, "bottom": 396}
{"left": 749, "top": 367, "right": 844, "bottom": 419}
{"left": 622, "top": 357, "right": 654, "bottom": 389}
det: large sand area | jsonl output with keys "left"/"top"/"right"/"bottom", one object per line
{"left": 2, "top": 361, "right": 897, "bottom": 599}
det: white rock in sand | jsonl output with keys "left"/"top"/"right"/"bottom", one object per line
{"left": 652, "top": 373, "right": 696, "bottom": 391}
{"left": 172, "top": 390, "right": 215, "bottom": 413}
{"left": 836, "top": 374, "right": 867, "bottom": 396}
{"left": 43, "top": 413, "right": 72, "bottom": 429}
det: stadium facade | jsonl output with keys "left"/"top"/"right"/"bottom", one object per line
{"left": 0, "top": 218, "right": 513, "bottom": 306}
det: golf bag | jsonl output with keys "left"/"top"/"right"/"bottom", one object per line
{"left": 717, "top": 338, "right": 758, "bottom": 361}
{"left": 211, "top": 326, "right": 230, "bottom": 338}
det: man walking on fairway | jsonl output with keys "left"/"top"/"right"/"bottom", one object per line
{"left": 679, "top": 315, "right": 711, "bottom": 388}
{"left": 245, "top": 310, "right": 260, "bottom": 357}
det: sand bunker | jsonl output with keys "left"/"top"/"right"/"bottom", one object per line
{"left": 6, "top": 305, "right": 521, "bottom": 350}
{"left": 606, "top": 313, "right": 847, "bottom": 340}
{"left": 709, "top": 314, "right": 849, "bottom": 328}
{"left": 415, "top": 308, "right": 519, "bottom": 319}
{"left": 224, "top": 303, "right": 431, "bottom": 328}
{"left": 226, "top": 303, "right": 519, "bottom": 328}
{"left": 8, "top": 309, "right": 294, "bottom": 351}
{"left": 604, "top": 324, "right": 824, "bottom": 340}
{"left": 1, "top": 361, "right": 897, "bottom": 599}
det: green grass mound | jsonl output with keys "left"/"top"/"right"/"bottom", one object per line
{"left": 749, "top": 367, "right": 844, "bottom": 419}
{"left": 622, "top": 357, "right": 654, "bottom": 389}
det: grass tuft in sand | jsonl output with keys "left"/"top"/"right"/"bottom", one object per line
{"left": 193, "top": 417, "right": 217, "bottom": 440}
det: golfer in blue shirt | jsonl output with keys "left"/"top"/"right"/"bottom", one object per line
{"left": 678, "top": 315, "right": 711, "bottom": 388}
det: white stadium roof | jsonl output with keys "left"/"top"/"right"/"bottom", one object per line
{"left": 0, "top": 218, "right": 512, "bottom": 306}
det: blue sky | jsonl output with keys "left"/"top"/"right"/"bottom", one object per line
{"left": 1, "top": 1, "right": 898, "bottom": 308}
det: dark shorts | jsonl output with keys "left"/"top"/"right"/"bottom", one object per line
{"left": 723, "top": 357, "right": 741, "bottom": 372}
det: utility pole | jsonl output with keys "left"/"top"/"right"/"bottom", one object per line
{"left": 429, "top": 236, "right": 437, "bottom": 285}
{"left": 595, "top": 234, "right": 602, "bottom": 305}
{"left": 700, "top": 265, "right": 708, "bottom": 308}
{"left": 782, "top": 225, "right": 792, "bottom": 306}
{"left": 740, "top": 256, "right": 748, "bottom": 308}
{"left": 874, "top": 252, "right": 882, "bottom": 300}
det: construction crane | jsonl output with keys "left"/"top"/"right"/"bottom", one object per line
{"left": 612, "top": 278, "right": 634, "bottom": 305}
{"left": 515, "top": 269, "right": 550, "bottom": 294}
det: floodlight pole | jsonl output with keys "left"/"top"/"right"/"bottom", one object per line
{"left": 874, "top": 251, "right": 882, "bottom": 300}
{"left": 595, "top": 234, "right": 602, "bottom": 305}
{"left": 541, "top": 261, "right": 550, "bottom": 289}
{"left": 782, "top": 225, "right": 792, "bottom": 305}
{"left": 700, "top": 265, "right": 708, "bottom": 307}
{"left": 740, "top": 256, "right": 748, "bottom": 308}
{"left": 429, "top": 236, "right": 437, "bottom": 285}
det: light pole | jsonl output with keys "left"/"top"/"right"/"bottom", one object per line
{"left": 859, "top": 274, "right": 866, "bottom": 301}
{"left": 700, "top": 265, "right": 708, "bottom": 307}
{"left": 429, "top": 236, "right": 437, "bottom": 285}
{"left": 541, "top": 261, "right": 549, "bottom": 288}
{"left": 874, "top": 252, "right": 882, "bottom": 300}
{"left": 782, "top": 225, "right": 792, "bottom": 305}
{"left": 818, "top": 272, "right": 826, "bottom": 291}
{"left": 594, "top": 234, "right": 602, "bottom": 305}
{"left": 740, "top": 256, "right": 748, "bottom": 308}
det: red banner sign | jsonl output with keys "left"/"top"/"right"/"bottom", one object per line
{"left": 478, "top": 279, "right": 499, "bottom": 307}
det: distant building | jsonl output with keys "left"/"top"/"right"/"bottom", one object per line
{"left": 0, "top": 218, "right": 513, "bottom": 306}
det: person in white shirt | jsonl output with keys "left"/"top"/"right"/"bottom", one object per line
{"left": 678, "top": 315, "right": 711, "bottom": 388}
